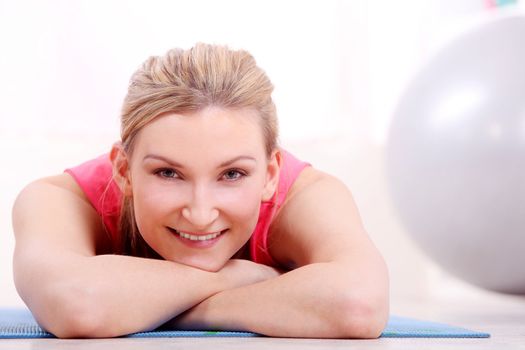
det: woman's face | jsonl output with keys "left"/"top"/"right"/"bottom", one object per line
{"left": 124, "top": 107, "right": 279, "bottom": 272}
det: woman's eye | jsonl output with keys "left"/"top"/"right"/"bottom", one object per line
{"left": 223, "top": 169, "right": 245, "bottom": 181}
{"left": 155, "top": 168, "right": 178, "bottom": 179}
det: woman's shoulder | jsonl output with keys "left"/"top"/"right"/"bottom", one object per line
{"left": 268, "top": 167, "right": 353, "bottom": 269}
{"left": 280, "top": 166, "right": 332, "bottom": 207}
{"left": 40, "top": 173, "right": 91, "bottom": 201}
{"left": 13, "top": 172, "right": 111, "bottom": 255}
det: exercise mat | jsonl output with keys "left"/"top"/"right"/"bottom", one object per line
{"left": 0, "top": 309, "right": 490, "bottom": 339}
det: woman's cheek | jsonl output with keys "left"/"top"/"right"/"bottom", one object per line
{"left": 216, "top": 185, "right": 262, "bottom": 223}
{"left": 134, "top": 183, "right": 179, "bottom": 226}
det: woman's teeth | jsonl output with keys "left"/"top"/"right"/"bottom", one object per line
{"left": 176, "top": 230, "right": 223, "bottom": 241}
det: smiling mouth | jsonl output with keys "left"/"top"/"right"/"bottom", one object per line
{"left": 168, "top": 228, "right": 227, "bottom": 241}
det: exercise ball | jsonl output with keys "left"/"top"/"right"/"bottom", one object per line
{"left": 386, "top": 13, "right": 525, "bottom": 294}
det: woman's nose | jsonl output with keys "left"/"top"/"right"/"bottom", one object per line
{"left": 181, "top": 185, "right": 219, "bottom": 229}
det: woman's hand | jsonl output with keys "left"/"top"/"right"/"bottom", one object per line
{"left": 161, "top": 259, "right": 283, "bottom": 330}
{"left": 218, "top": 259, "right": 283, "bottom": 288}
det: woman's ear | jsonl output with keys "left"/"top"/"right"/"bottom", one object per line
{"left": 110, "top": 142, "right": 133, "bottom": 196}
{"left": 262, "top": 149, "right": 282, "bottom": 201}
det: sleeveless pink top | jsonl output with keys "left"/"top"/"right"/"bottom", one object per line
{"left": 65, "top": 149, "right": 310, "bottom": 267}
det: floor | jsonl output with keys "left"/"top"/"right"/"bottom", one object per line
{"left": 1, "top": 289, "right": 524, "bottom": 350}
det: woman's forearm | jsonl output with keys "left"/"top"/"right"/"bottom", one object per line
{"left": 170, "top": 261, "right": 389, "bottom": 338}
{"left": 19, "top": 250, "right": 226, "bottom": 338}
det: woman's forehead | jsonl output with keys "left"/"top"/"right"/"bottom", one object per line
{"left": 133, "top": 107, "right": 266, "bottom": 159}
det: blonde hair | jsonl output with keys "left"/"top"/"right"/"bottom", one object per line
{"left": 117, "top": 43, "right": 278, "bottom": 257}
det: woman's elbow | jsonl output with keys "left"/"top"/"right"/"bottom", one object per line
{"left": 336, "top": 293, "right": 389, "bottom": 339}
{"left": 336, "top": 271, "right": 390, "bottom": 339}
{"left": 46, "top": 310, "right": 103, "bottom": 339}
{"left": 31, "top": 284, "right": 109, "bottom": 339}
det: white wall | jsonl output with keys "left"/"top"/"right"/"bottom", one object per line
{"left": 0, "top": 0, "right": 511, "bottom": 307}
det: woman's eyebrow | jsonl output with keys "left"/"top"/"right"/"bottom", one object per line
{"left": 143, "top": 154, "right": 257, "bottom": 169}
{"left": 218, "top": 155, "right": 257, "bottom": 167}
{"left": 143, "top": 154, "right": 184, "bottom": 167}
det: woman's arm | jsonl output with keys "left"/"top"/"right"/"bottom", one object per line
{"left": 12, "top": 174, "right": 275, "bottom": 338}
{"left": 167, "top": 171, "right": 389, "bottom": 338}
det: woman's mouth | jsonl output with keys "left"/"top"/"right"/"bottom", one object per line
{"left": 168, "top": 227, "right": 227, "bottom": 247}
{"left": 176, "top": 229, "right": 224, "bottom": 241}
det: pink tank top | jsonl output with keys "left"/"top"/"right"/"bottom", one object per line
{"left": 65, "top": 149, "right": 310, "bottom": 267}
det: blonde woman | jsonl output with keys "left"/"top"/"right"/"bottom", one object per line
{"left": 12, "top": 43, "right": 389, "bottom": 339}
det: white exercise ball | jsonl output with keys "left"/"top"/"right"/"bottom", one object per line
{"left": 386, "top": 13, "right": 525, "bottom": 294}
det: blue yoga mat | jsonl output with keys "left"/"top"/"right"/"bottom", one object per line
{"left": 0, "top": 308, "right": 490, "bottom": 339}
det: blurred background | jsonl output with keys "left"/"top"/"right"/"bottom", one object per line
{"left": 0, "top": 0, "right": 522, "bottom": 307}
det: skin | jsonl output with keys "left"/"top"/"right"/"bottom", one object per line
{"left": 12, "top": 106, "right": 389, "bottom": 339}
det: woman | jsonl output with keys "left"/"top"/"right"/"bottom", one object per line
{"left": 12, "top": 43, "right": 389, "bottom": 338}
